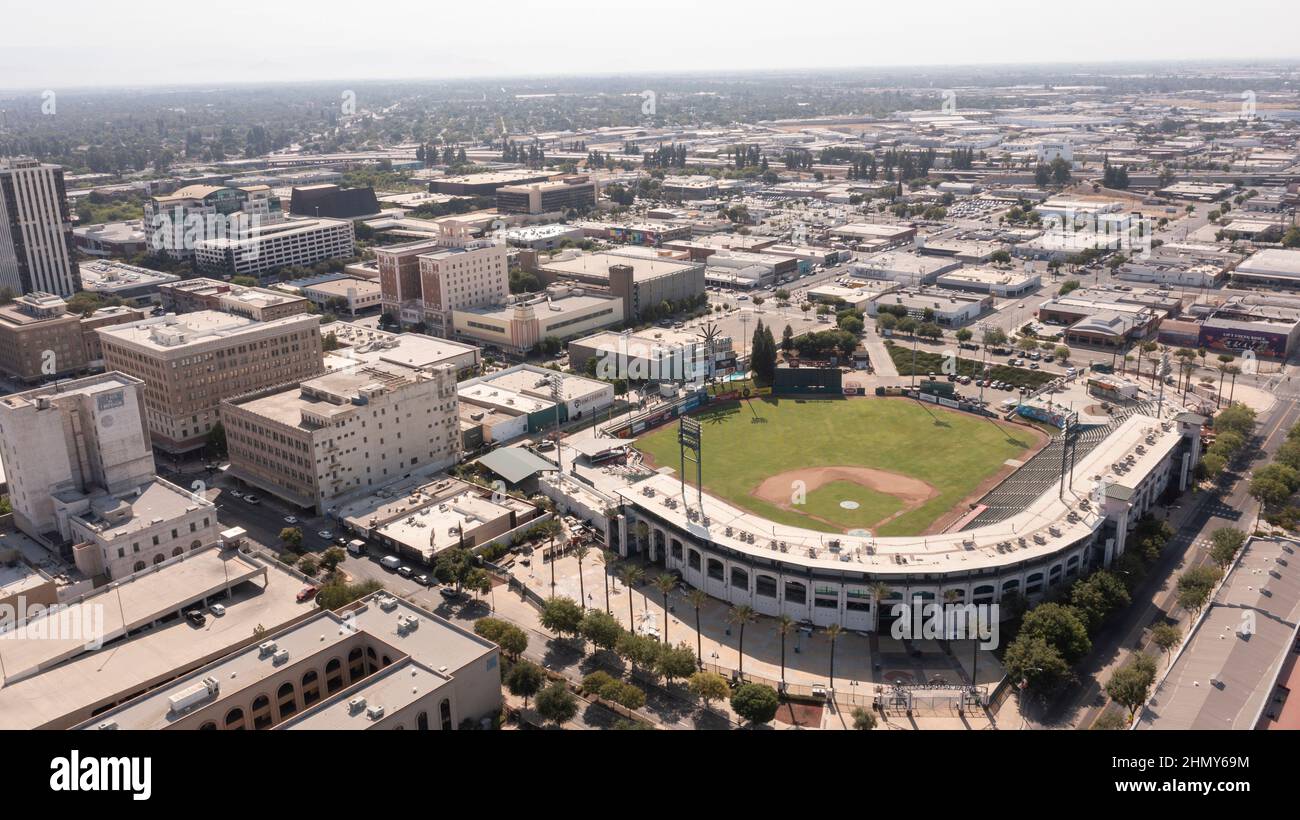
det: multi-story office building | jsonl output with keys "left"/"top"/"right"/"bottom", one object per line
{"left": 78, "top": 259, "right": 182, "bottom": 306}
{"left": 97, "top": 311, "right": 324, "bottom": 453}
{"left": 0, "top": 373, "right": 156, "bottom": 540}
{"left": 0, "top": 157, "right": 78, "bottom": 297}
{"left": 453, "top": 285, "right": 623, "bottom": 353}
{"left": 376, "top": 223, "right": 508, "bottom": 335}
{"left": 221, "top": 361, "right": 461, "bottom": 513}
{"left": 194, "top": 216, "right": 355, "bottom": 278}
{"left": 144, "top": 183, "right": 284, "bottom": 261}
{"left": 0, "top": 292, "right": 146, "bottom": 383}
{"left": 531, "top": 250, "right": 705, "bottom": 323}
{"left": 158, "top": 277, "right": 310, "bottom": 321}
{"left": 495, "top": 175, "right": 598, "bottom": 214}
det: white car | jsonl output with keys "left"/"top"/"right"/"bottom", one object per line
{"left": 208, "top": 603, "right": 226, "bottom": 617}
{"left": 228, "top": 490, "right": 242, "bottom": 499}
{"left": 318, "top": 530, "right": 333, "bottom": 540}
{"left": 283, "top": 515, "right": 298, "bottom": 525}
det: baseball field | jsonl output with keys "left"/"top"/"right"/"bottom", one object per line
{"left": 634, "top": 396, "right": 1044, "bottom": 537}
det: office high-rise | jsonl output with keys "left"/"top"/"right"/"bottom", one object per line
{"left": 0, "top": 157, "right": 78, "bottom": 297}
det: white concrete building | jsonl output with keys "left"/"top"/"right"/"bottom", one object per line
{"left": 221, "top": 361, "right": 461, "bottom": 513}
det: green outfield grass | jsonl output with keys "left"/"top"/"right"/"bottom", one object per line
{"left": 635, "top": 396, "right": 1039, "bottom": 536}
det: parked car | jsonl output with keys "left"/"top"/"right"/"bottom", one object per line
{"left": 414, "top": 574, "right": 432, "bottom": 587}
{"left": 283, "top": 515, "right": 297, "bottom": 524}
{"left": 208, "top": 603, "right": 226, "bottom": 617}
{"left": 243, "top": 495, "right": 260, "bottom": 505}
{"left": 296, "top": 585, "right": 319, "bottom": 603}
{"left": 317, "top": 530, "right": 333, "bottom": 541}
{"left": 397, "top": 566, "right": 413, "bottom": 578}
{"left": 228, "top": 490, "right": 243, "bottom": 499}
{"left": 185, "top": 610, "right": 206, "bottom": 627}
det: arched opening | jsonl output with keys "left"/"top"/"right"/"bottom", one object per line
{"left": 326, "top": 657, "right": 344, "bottom": 693}
{"left": 224, "top": 708, "right": 245, "bottom": 731}
{"left": 439, "top": 698, "right": 452, "bottom": 731}
{"left": 152, "top": 554, "right": 165, "bottom": 565}
{"left": 730, "top": 566, "right": 749, "bottom": 591}
{"left": 417, "top": 711, "right": 429, "bottom": 731}
{"left": 348, "top": 647, "right": 365, "bottom": 681}
{"left": 755, "top": 575, "right": 777, "bottom": 598}
{"left": 706, "top": 558, "right": 724, "bottom": 581}
{"left": 301, "top": 670, "right": 321, "bottom": 706}
{"left": 133, "top": 561, "right": 146, "bottom": 573}
{"left": 190, "top": 539, "right": 202, "bottom": 550}
{"left": 784, "top": 580, "right": 807, "bottom": 606}
{"left": 276, "top": 682, "right": 298, "bottom": 720}
{"left": 251, "top": 694, "right": 273, "bottom": 730}
{"left": 687, "top": 549, "right": 701, "bottom": 571}
{"left": 171, "top": 547, "right": 183, "bottom": 557}
{"left": 199, "top": 721, "right": 217, "bottom": 731}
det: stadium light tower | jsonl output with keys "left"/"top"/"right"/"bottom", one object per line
{"left": 549, "top": 372, "right": 565, "bottom": 486}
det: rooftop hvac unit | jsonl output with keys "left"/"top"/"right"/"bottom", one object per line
{"left": 272, "top": 649, "right": 290, "bottom": 665}
{"left": 168, "top": 676, "right": 220, "bottom": 714}
{"left": 258, "top": 641, "right": 278, "bottom": 657}
{"left": 97, "top": 721, "right": 119, "bottom": 730}
{"left": 379, "top": 596, "right": 399, "bottom": 612}
{"left": 366, "top": 705, "right": 386, "bottom": 721}
{"left": 348, "top": 697, "right": 367, "bottom": 714}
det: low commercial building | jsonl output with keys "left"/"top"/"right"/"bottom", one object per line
{"left": 431, "top": 170, "right": 554, "bottom": 196}
{"left": 453, "top": 286, "right": 623, "bottom": 353}
{"left": 457, "top": 364, "right": 614, "bottom": 441}
{"left": 660, "top": 175, "right": 719, "bottom": 200}
{"left": 1171, "top": 293, "right": 1300, "bottom": 358}
{"left": 159, "top": 277, "right": 311, "bottom": 321}
{"left": 828, "top": 222, "right": 917, "bottom": 247}
{"left": 320, "top": 322, "right": 480, "bottom": 376}
{"left": 0, "top": 293, "right": 145, "bottom": 383}
{"left": 339, "top": 475, "right": 542, "bottom": 564}
{"left": 1158, "top": 181, "right": 1234, "bottom": 201}
{"left": 221, "top": 362, "right": 461, "bottom": 514}
{"left": 1232, "top": 248, "right": 1300, "bottom": 289}
{"left": 73, "top": 220, "right": 148, "bottom": 258}
{"left": 575, "top": 220, "right": 693, "bottom": 246}
{"left": 934, "top": 266, "right": 1041, "bottom": 297}
{"left": 77, "top": 260, "right": 181, "bottom": 306}
{"left": 288, "top": 184, "right": 381, "bottom": 219}
{"left": 299, "top": 276, "right": 382, "bottom": 316}
{"left": 98, "top": 311, "right": 325, "bottom": 453}
{"left": 865, "top": 287, "right": 991, "bottom": 326}
{"left": 569, "top": 327, "right": 735, "bottom": 384}
{"left": 533, "top": 250, "right": 704, "bottom": 323}
{"left": 194, "top": 216, "right": 355, "bottom": 278}
{"left": 807, "top": 281, "right": 898, "bottom": 311}
{"left": 851, "top": 251, "right": 962, "bottom": 286}
{"left": 503, "top": 224, "right": 585, "bottom": 250}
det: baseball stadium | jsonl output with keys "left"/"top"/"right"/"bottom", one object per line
{"left": 566, "top": 390, "right": 1208, "bottom": 634}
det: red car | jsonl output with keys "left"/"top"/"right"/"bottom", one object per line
{"left": 296, "top": 585, "right": 319, "bottom": 603}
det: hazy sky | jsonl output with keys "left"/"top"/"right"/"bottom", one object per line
{"left": 3, "top": 0, "right": 1298, "bottom": 90}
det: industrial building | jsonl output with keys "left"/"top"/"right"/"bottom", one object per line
{"left": 532, "top": 249, "right": 705, "bottom": 323}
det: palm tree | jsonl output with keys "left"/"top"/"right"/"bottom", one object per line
{"left": 1139, "top": 341, "right": 1158, "bottom": 386}
{"left": 653, "top": 574, "right": 677, "bottom": 644}
{"left": 687, "top": 588, "right": 708, "bottom": 667}
{"left": 573, "top": 544, "right": 590, "bottom": 609}
{"left": 727, "top": 604, "right": 756, "bottom": 677}
{"left": 597, "top": 548, "right": 617, "bottom": 614}
{"left": 1225, "top": 364, "right": 1241, "bottom": 403}
{"left": 618, "top": 564, "right": 645, "bottom": 629}
{"left": 776, "top": 614, "right": 796, "bottom": 685}
{"left": 1214, "top": 355, "right": 1233, "bottom": 408}
{"left": 826, "top": 623, "right": 844, "bottom": 691}
{"left": 869, "top": 581, "right": 892, "bottom": 634}
{"left": 634, "top": 520, "right": 650, "bottom": 554}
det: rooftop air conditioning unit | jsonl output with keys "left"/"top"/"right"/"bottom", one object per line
{"left": 258, "top": 641, "right": 277, "bottom": 657}
{"left": 348, "top": 697, "right": 367, "bottom": 714}
{"left": 272, "top": 649, "right": 290, "bottom": 665}
{"left": 366, "top": 705, "right": 386, "bottom": 721}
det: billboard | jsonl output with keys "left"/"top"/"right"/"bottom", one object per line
{"left": 1199, "top": 322, "right": 1291, "bottom": 358}
{"left": 773, "top": 366, "right": 843, "bottom": 395}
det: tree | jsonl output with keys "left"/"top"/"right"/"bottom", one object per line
{"left": 1208, "top": 528, "right": 1246, "bottom": 569}
{"left": 1054, "top": 345, "right": 1071, "bottom": 363}
{"left": 1069, "top": 571, "right": 1131, "bottom": 633}
{"left": 955, "top": 328, "right": 973, "bottom": 345}
{"left": 579, "top": 609, "right": 622, "bottom": 653}
{"left": 1176, "top": 565, "right": 1223, "bottom": 616}
{"left": 535, "top": 682, "right": 578, "bottom": 726}
{"left": 825, "top": 623, "right": 844, "bottom": 689}
{"left": 730, "top": 682, "right": 780, "bottom": 726}
{"left": 1105, "top": 653, "right": 1157, "bottom": 720}
{"left": 1251, "top": 463, "right": 1299, "bottom": 507}
{"left": 775, "top": 614, "right": 796, "bottom": 684}
{"left": 655, "top": 642, "right": 697, "bottom": 683}
{"left": 618, "top": 565, "right": 645, "bottom": 629}
{"left": 540, "top": 596, "right": 585, "bottom": 641}
{"left": 653, "top": 574, "right": 677, "bottom": 644}
{"left": 687, "top": 588, "right": 708, "bottom": 666}
{"left": 321, "top": 546, "right": 346, "bottom": 571}
{"left": 781, "top": 324, "right": 794, "bottom": 352}
{"left": 505, "top": 660, "right": 545, "bottom": 707}
{"left": 689, "top": 671, "right": 729, "bottom": 711}
{"left": 279, "top": 527, "right": 303, "bottom": 550}
{"left": 727, "top": 604, "right": 757, "bottom": 676}
{"left": 1003, "top": 635, "right": 1072, "bottom": 695}
{"left": 1151, "top": 623, "right": 1182, "bottom": 667}
{"left": 596, "top": 547, "right": 617, "bottom": 614}
{"left": 206, "top": 421, "right": 228, "bottom": 457}
{"left": 981, "top": 327, "right": 1008, "bottom": 350}
{"left": 851, "top": 706, "right": 878, "bottom": 730}
{"left": 433, "top": 546, "right": 475, "bottom": 591}
{"left": 572, "top": 544, "right": 590, "bottom": 608}
{"left": 1019, "top": 603, "right": 1091, "bottom": 663}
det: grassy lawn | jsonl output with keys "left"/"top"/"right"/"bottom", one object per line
{"left": 802, "top": 480, "right": 903, "bottom": 531}
{"left": 635, "top": 396, "right": 1039, "bottom": 536}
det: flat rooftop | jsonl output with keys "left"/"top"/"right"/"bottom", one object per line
{"left": 0, "top": 372, "right": 144, "bottom": 411}
{"left": 62, "top": 479, "right": 215, "bottom": 541}
{"left": 541, "top": 251, "right": 698, "bottom": 282}
{"left": 479, "top": 366, "right": 610, "bottom": 402}
{"left": 1137, "top": 537, "right": 1300, "bottom": 730}
{"left": 97, "top": 310, "right": 317, "bottom": 352}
